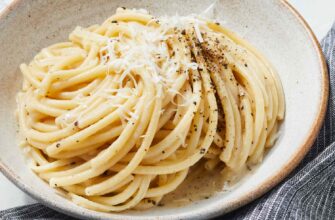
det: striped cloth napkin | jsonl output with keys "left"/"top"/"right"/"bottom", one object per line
{"left": 1, "top": 22, "right": 334, "bottom": 220}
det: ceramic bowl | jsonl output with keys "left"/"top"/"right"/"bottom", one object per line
{"left": 0, "top": 0, "right": 328, "bottom": 219}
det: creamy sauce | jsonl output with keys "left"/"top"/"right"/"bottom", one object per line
{"left": 161, "top": 161, "right": 226, "bottom": 207}
{"left": 161, "top": 160, "right": 256, "bottom": 207}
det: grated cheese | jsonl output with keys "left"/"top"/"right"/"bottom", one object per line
{"left": 98, "top": 10, "right": 211, "bottom": 112}
{"left": 194, "top": 22, "right": 204, "bottom": 43}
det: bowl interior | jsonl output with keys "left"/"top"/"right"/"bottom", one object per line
{"left": 0, "top": 0, "right": 326, "bottom": 219}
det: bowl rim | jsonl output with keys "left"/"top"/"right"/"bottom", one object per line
{"left": 0, "top": 0, "right": 329, "bottom": 219}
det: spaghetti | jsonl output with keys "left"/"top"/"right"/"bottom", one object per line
{"left": 16, "top": 8, "right": 285, "bottom": 212}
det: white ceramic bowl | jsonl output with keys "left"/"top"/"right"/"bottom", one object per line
{"left": 0, "top": 0, "right": 328, "bottom": 219}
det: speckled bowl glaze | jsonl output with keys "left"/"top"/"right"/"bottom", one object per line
{"left": 0, "top": 0, "right": 328, "bottom": 219}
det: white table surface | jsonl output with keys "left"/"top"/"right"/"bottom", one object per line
{"left": 0, "top": 0, "right": 335, "bottom": 211}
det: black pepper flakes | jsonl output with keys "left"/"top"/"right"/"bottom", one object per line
{"left": 74, "top": 121, "right": 78, "bottom": 126}
{"left": 200, "top": 148, "right": 206, "bottom": 154}
{"left": 147, "top": 199, "right": 157, "bottom": 205}
{"left": 56, "top": 143, "right": 60, "bottom": 148}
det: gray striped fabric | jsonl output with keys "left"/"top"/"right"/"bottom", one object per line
{"left": 1, "top": 23, "right": 334, "bottom": 220}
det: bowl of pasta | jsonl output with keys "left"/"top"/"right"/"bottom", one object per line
{"left": 0, "top": 0, "right": 328, "bottom": 219}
